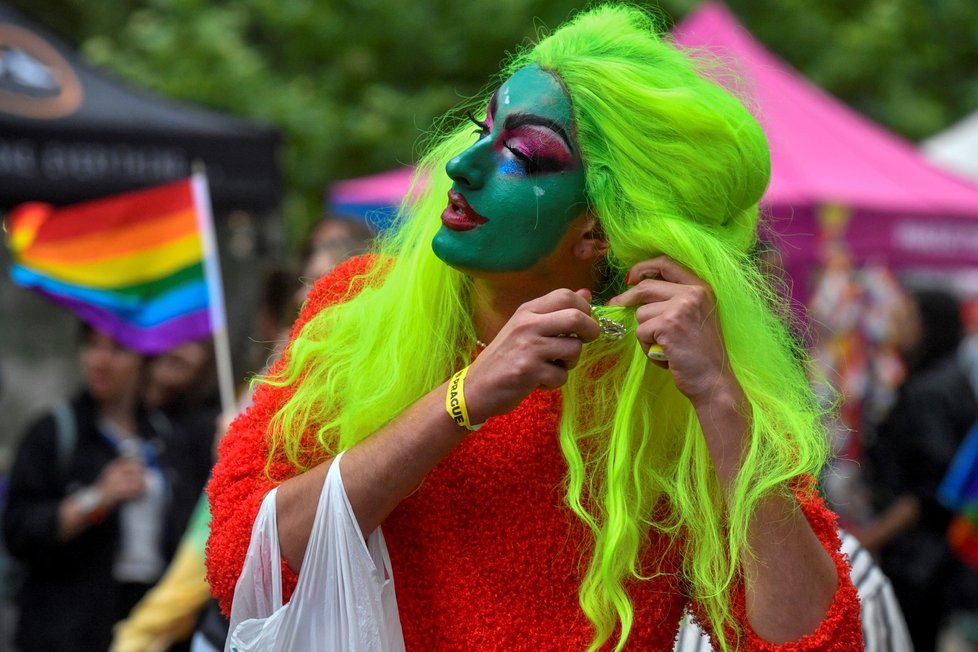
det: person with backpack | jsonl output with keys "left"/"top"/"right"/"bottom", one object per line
{"left": 859, "top": 289, "right": 978, "bottom": 650}
{"left": 1, "top": 323, "right": 190, "bottom": 651}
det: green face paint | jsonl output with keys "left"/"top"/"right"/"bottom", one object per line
{"left": 432, "top": 65, "right": 587, "bottom": 272}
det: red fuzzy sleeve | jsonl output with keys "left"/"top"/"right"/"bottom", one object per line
{"left": 205, "top": 255, "right": 377, "bottom": 615}
{"left": 691, "top": 487, "right": 864, "bottom": 650}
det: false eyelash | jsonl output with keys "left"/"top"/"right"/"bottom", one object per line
{"left": 466, "top": 111, "right": 490, "bottom": 135}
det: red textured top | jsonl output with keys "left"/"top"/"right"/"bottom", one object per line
{"left": 206, "top": 256, "right": 863, "bottom": 651}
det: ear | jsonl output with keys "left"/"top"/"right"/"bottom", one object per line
{"left": 573, "top": 215, "right": 609, "bottom": 261}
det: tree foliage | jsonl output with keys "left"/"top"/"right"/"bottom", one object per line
{"left": 11, "top": 0, "right": 978, "bottom": 245}
{"left": 726, "top": 0, "right": 978, "bottom": 141}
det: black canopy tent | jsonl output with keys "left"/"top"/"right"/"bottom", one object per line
{"left": 0, "top": 2, "right": 282, "bottom": 212}
{"left": 0, "top": 3, "right": 288, "bottom": 465}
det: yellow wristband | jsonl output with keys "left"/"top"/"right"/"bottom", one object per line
{"left": 446, "top": 365, "right": 483, "bottom": 431}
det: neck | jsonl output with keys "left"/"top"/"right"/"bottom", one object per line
{"left": 462, "top": 223, "right": 602, "bottom": 344}
{"left": 98, "top": 395, "right": 138, "bottom": 437}
{"left": 470, "top": 268, "right": 594, "bottom": 344}
{"left": 471, "top": 279, "right": 526, "bottom": 344}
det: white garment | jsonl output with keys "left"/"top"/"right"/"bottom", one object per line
{"left": 99, "top": 423, "right": 167, "bottom": 584}
{"left": 113, "top": 465, "right": 166, "bottom": 583}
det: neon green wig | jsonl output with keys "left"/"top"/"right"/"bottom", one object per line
{"left": 265, "top": 4, "right": 829, "bottom": 650}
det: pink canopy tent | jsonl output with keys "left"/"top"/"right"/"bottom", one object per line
{"left": 329, "top": 2, "right": 978, "bottom": 300}
{"left": 328, "top": 166, "right": 415, "bottom": 231}
{"left": 673, "top": 2, "right": 978, "bottom": 302}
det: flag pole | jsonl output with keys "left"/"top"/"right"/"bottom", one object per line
{"left": 190, "top": 168, "right": 237, "bottom": 416}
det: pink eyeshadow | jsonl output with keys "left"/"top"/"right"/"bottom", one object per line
{"left": 501, "top": 126, "right": 573, "bottom": 167}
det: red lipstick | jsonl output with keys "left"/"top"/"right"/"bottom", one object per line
{"left": 441, "top": 190, "right": 489, "bottom": 231}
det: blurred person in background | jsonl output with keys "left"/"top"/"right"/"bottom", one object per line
{"left": 108, "top": 338, "right": 221, "bottom": 652}
{"left": 295, "top": 213, "right": 375, "bottom": 307}
{"left": 238, "top": 219, "right": 375, "bottom": 412}
{"left": 113, "top": 218, "right": 374, "bottom": 652}
{"left": 962, "top": 330, "right": 978, "bottom": 400}
{"left": 858, "top": 287, "right": 978, "bottom": 651}
{"left": 250, "top": 266, "right": 304, "bottom": 372}
{"left": 144, "top": 338, "right": 221, "bottom": 553}
{"left": 112, "top": 268, "right": 302, "bottom": 652}
{"left": 1, "top": 324, "right": 189, "bottom": 651}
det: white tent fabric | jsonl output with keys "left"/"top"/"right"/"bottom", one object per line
{"left": 921, "top": 111, "right": 978, "bottom": 184}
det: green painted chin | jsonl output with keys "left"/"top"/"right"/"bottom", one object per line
{"left": 432, "top": 201, "right": 584, "bottom": 272}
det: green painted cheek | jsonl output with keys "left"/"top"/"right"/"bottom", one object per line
{"left": 433, "top": 174, "right": 585, "bottom": 272}
{"left": 477, "top": 175, "right": 586, "bottom": 271}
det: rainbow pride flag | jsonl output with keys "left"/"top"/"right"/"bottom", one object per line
{"left": 6, "top": 176, "right": 223, "bottom": 354}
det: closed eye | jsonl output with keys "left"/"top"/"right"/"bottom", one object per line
{"left": 504, "top": 144, "right": 539, "bottom": 174}
{"left": 503, "top": 141, "right": 567, "bottom": 175}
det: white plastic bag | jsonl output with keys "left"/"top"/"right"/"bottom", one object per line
{"left": 226, "top": 451, "right": 405, "bottom": 652}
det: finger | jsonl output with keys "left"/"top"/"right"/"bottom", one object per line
{"left": 606, "top": 278, "right": 682, "bottom": 308}
{"left": 634, "top": 300, "right": 668, "bottom": 324}
{"left": 634, "top": 321, "right": 670, "bottom": 366}
{"left": 563, "top": 348, "right": 584, "bottom": 371}
{"left": 536, "top": 363, "right": 569, "bottom": 390}
{"left": 537, "top": 308, "right": 602, "bottom": 342}
{"left": 648, "top": 355, "right": 669, "bottom": 369}
{"left": 537, "top": 333, "right": 585, "bottom": 368}
{"left": 625, "top": 256, "right": 703, "bottom": 287}
{"left": 525, "top": 288, "right": 593, "bottom": 316}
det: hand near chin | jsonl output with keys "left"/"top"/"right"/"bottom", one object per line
{"left": 607, "top": 256, "right": 742, "bottom": 406}
{"left": 464, "top": 288, "right": 601, "bottom": 424}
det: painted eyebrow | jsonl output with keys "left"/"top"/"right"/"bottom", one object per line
{"left": 487, "top": 92, "right": 498, "bottom": 121}
{"left": 503, "top": 113, "right": 574, "bottom": 153}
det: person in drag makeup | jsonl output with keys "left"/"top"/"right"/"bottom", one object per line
{"left": 207, "top": 5, "right": 862, "bottom": 650}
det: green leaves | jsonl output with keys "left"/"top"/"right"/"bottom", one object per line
{"left": 12, "top": 0, "right": 978, "bottom": 245}
{"left": 728, "top": 0, "right": 978, "bottom": 140}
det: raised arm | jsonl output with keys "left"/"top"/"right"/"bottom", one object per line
{"left": 608, "top": 256, "right": 859, "bottom": 646}
{"left": 275, "top": 287, "right": 600, "bottom": 569}
{"left": 206, "top": 262, "right": 599, "bottom": 610}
